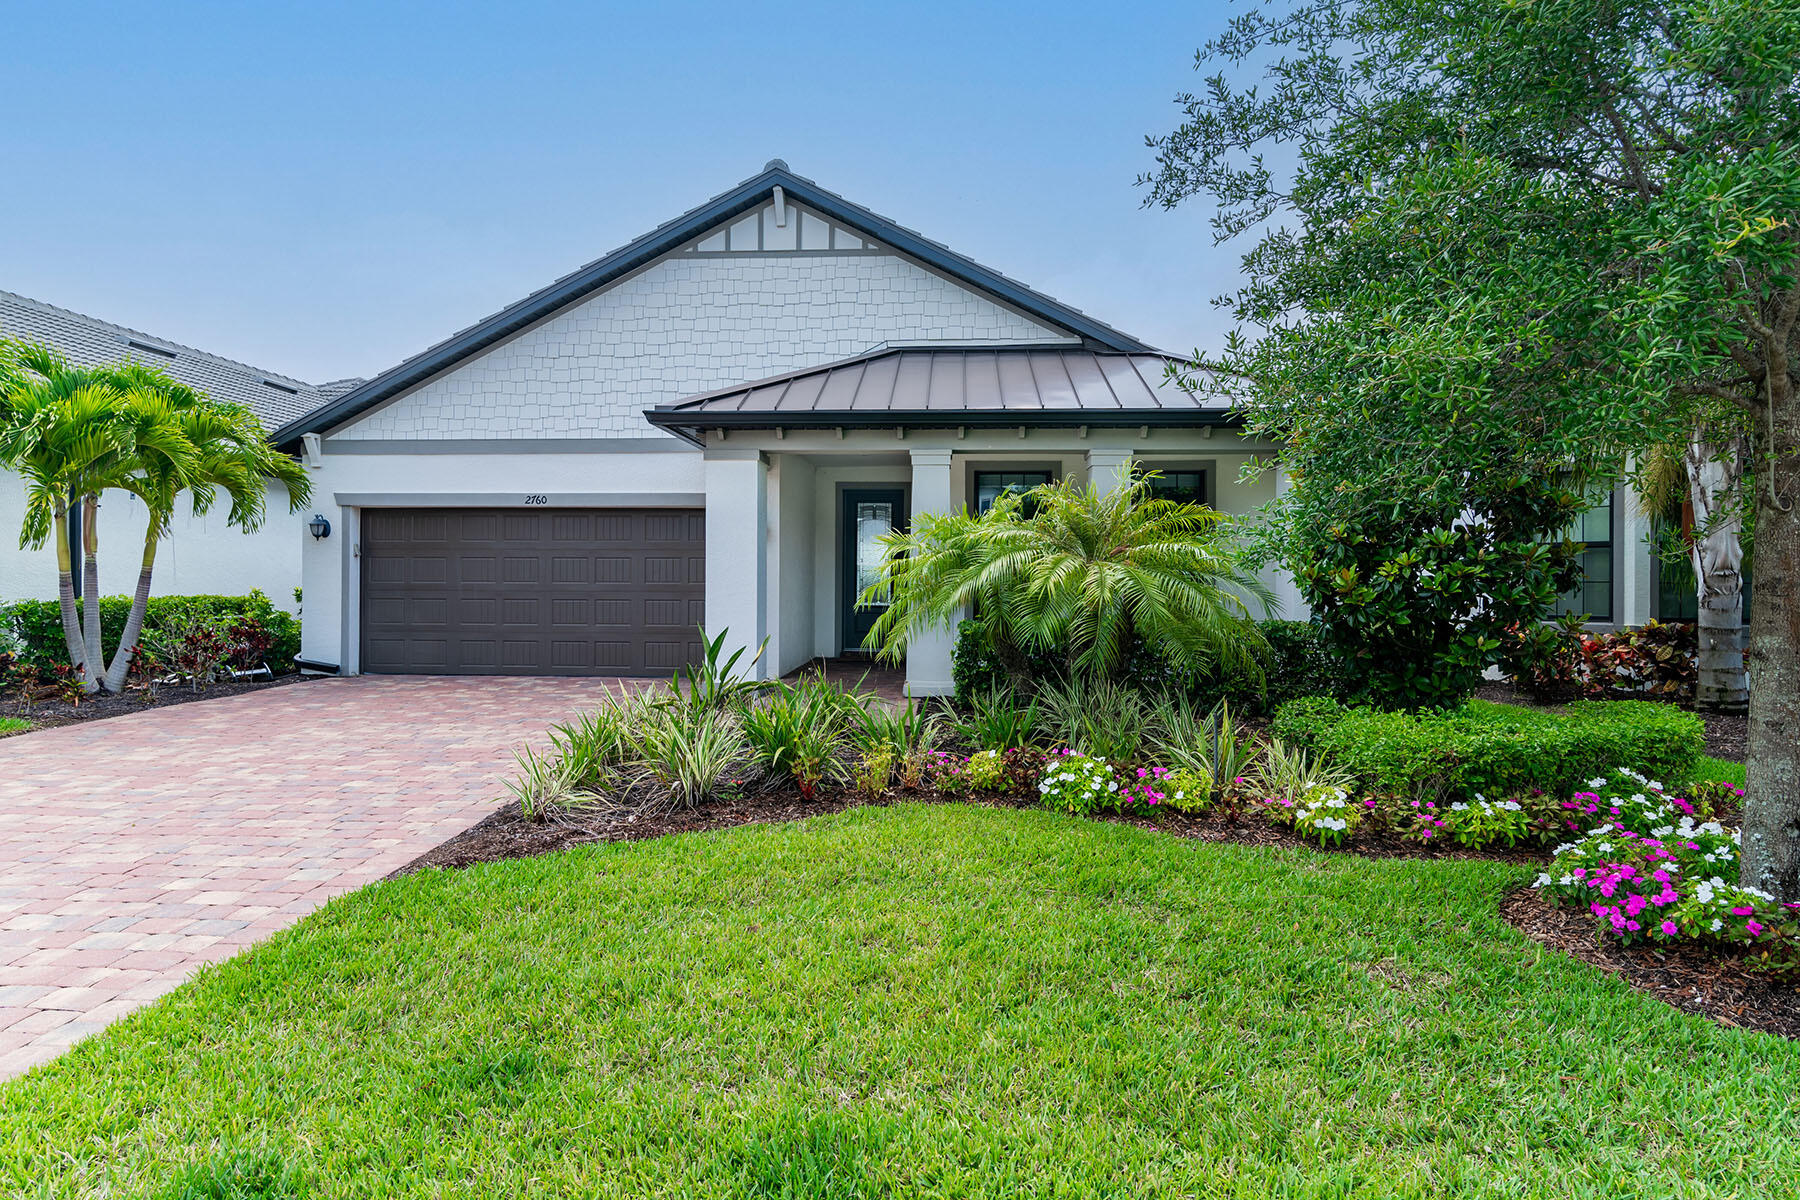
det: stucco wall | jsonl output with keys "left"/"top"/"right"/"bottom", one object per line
{"left": 329, "top": 252, "right": 1071, "bottom": 443}
{"left": 296, "top": 447, "right": 706, "bottom": 671}
{"left": 0, "top": 469, "right": 302, "bottom": 610}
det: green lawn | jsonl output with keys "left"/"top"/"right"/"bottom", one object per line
{"left": 3, "top": 805, "right": 1794, "bottom": 1199}
{"left": 0, "top": 717, "right": 26, "bottom": 736}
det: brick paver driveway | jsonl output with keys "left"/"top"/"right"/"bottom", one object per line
{"left": 0, "top": 675, "right": 632, "bottom": 1080}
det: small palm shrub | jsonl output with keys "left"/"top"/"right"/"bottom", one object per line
{"left": 863, "top": 473, "right": 1271, "bottom": 683}
{"left": 741, "top": 677, "right": 855, "bottom": 797}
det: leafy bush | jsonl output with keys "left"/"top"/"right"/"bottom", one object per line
{"left": 1036, "top": 752, "right": 1118, "bottom": 815}
{"left": 1257, "top": 620, "right": 1354, "bottom": 708}
{"left": 1039, "top": 676, "right": 1148, "bottom": 760}
{"left": 848, "top": 695, "right": 938, "bottom": 759}
{"left": 630, "top": 705, "right": 747, "bottom": 808}
{"left": 740, "top": 678, "right": 854, "bottom": 797}
{"left": 852, "top": 747, "right": 895, "bottom": 796}
{"left": 1270, "top": 697, "right": 1703, "bottom": 804}
{"left": 1153, "top": 698, "right": 1256, "bottom": 808}
{"left": 1438, "top": 796, "right": 1534, "bottom": 849}
{"left": 946, "top": 689, "right": 1041, "bottom": 751}
{"left": 1156, "top": 767, "right": 1213, "bottom": 814}
{"left": 2, "top": 590, "right": 300, "bottom": 673}
{"left": 1505, "top": 619, "right": 1702, "bottom": 701}
{"left": 952, "top": 616, "right": 1347, "bottom": 713}
{"left": 505, "top": 744, "right": 597, "bottom": 822}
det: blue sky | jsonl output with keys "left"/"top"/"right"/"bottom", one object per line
{"left": 1, "top": 1, "right": 1243, "bottom": 385}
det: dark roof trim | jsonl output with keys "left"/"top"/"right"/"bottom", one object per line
{"left": 274, "top": 164, "right": 1153, "bottom": 448}
{"left": 646, "top": 408, "right": 1242, "bottom": 448}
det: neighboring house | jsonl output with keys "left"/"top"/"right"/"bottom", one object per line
{"left": 275, "top": 161, "right": 1670, "bottom": 692}
{"left": 0, "top": 289, "right": 363, "bottom": 610}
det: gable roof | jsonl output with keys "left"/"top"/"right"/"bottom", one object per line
{"left": 646, "top": 345, "right": 1235, "bottom": 445}
{"left": 0, "top": 288, "right": 354, "bottom": 429}
{"left": 274, "top": 161, "right": 1155, "bottom": 447}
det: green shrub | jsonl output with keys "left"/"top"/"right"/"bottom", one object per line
{"left": 953, "top": 615, "right": 1346, "bottom": 713}
{"left": 740, "top": 678, "right": 854, "bottom": 796}
{"left": 1258, "top": 620, "right": 1353, "bottom": 707}
{"left": 2, "top": 590, "right": 300, "bottom": 673}
{"left": 1271, "top": 696, "right": 1703, "bottom": 804}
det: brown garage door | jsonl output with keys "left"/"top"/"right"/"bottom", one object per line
{"left": 359, "top": 507, "right": 705, "bottom": 676}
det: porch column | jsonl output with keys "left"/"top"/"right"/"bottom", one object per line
{"left": 1618, "top": 481, "right": 1652, "bottom": 628}
{"left": 906, "top": 448, "right": 956, "bottom": 696}
{"left": 1269, "top": 462, "right": 1307, "bottom": 620}
{"left": 704, "top": 448, "right": 769, "bottom": 679}
{"left": 1086, "top": 449, "right": 1136, "bottom": 494}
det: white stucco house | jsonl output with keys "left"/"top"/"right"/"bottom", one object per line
{"left": 267, "top": 163, "right": 1305, "bottom": 692}
{"left": 266, "top": 161, "right": 1682, "bottom": 693}
{"left": 0, "top": 289, "right": 360, "bottom": 611}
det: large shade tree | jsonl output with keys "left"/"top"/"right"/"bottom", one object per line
{"left": 0, "top": 340, "right": 311, "bottom": 692}
{"left": 1143, "top": 1, "right": 1799, "bottom": 895}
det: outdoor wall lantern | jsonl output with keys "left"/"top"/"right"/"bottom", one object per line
{"left": 309, "top": 514, "right": 332, "bottom": 540}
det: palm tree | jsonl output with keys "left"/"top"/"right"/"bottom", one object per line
{"left": 0, "top": 342, "right": 143, "bottom": 688}
{"left": 0, "top": 340, "right": 312, "bottom": 693}
{"left": 861, "top": 471, "right": 1272, "bottom": 684}
{"left": 98, "top": 363, "right": 310, "bottom": 692}
{"left": 1637, "top": 427, "right": 1750, "bottom": 712}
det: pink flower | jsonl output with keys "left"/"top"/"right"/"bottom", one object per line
{"left": 1661, "top": 922, "right": 1677, "bottom": 936}
{"left": 1747, "top": 920, "right": 1765, "bottom": 937}
{"left": 1731, "top": 906, "right": 1755, "bottom": 916}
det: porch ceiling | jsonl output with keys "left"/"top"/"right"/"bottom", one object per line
{"left": 644, "top": 345, "right": 1240, "bottom": 444}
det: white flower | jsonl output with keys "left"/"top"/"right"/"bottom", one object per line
{"left": 1589, "top": 777, "right": 1609, "bottom": 789}
{"left": 1534, "top": 873, "right": 1552, "bottom": 887}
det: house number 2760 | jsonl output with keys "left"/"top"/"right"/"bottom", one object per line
{"left": 523, "top": 494, "right": 548, "bottom": 505}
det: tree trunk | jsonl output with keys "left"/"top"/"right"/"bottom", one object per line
{"left": 50, "top": 502, "right": 88, "bottom": 674}
{"left": 1739, "top": 345, "right": 1799, "bottom": 902}
{"left": 78, "top": 494, "right": 102, "bottom": 694}
{"left": 1685, "top": 434, "right": 1748, "bottom": 712}
{"left": 103, "top": 525, "right": 160, "bottom": 694}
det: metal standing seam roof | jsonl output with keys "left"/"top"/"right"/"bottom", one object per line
{"left": 645, "top": 346, "right": 1237, "bottom": 442}
{"left": 272, "top": 161, "right": 1158, "bottom": 448}
{"left": 0, "top": 289, "right": 359, "bottom": 429}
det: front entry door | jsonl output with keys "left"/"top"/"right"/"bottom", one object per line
{"left": 841, "top": 488, "right": 906, "bottom": 655}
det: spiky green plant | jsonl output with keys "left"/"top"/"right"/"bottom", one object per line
{"left": 859, "top": 472, "right": 1271, "bottom": 684}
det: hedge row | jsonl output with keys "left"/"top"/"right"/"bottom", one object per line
{"left": 1, "top": 590, "right": 300, "bottom": 673}
{"left": 951, "top": 616, "right": 1352, "bottom": 712}
{"left": 1271, "top": 696, "right": 1705, "bottom": 803}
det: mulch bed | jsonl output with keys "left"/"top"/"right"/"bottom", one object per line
{"left": 1472, "top": 681, "right": 1748, "bottom": 762}
{"left": 0, "top": 671, "right": 312, "bottom": 734}
{"left": 1500, "top": 886, "right": 1800, "bottom": 1038}
{"left": 392, "top": 782, "right": 1796, "bottom": 1037}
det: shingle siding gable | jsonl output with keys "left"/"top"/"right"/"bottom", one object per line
{"left": 332, "top": 251, "right": 1072, "bottom": 442}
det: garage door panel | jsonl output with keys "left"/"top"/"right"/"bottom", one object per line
{"left": 361, "top": 507, "right": 704, "bottom": 676}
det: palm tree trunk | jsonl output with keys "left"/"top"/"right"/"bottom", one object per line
{"left": 50, "top": 501, "right": 88, "bottom": 674}
{"left": 79, "top": 494, "right": 103, "bottom": 693}
{"left": 1684, "top": 434, "right": 1748, "bottom": 713}
{"left": 103, "top": 524, "right": 159, "bottom": 693}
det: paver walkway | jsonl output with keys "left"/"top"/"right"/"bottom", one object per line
{"left": 0, "top": 675, "right": 636, "bottom": 1080}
